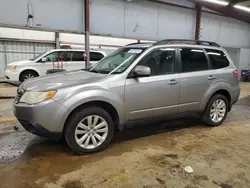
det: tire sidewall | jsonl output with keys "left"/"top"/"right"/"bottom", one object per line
{"left": 20, "top": 71, "right": 37, "bottom": 82}
{"left": 65, "top": 107, "right": 114, "bottom": 154}
{"left": 204, "top": 94, "right": 229, "bottom": 126}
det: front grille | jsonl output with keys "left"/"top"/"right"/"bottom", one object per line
{"left": 15, "top": 88, "right": 24, "bottom": 104}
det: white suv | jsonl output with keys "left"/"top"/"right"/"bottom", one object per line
{"left": 4, "top": 49, "right": 106, "bottom": 81}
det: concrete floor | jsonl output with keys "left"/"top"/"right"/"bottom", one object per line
{"left": 0, "top": 83, "right": 250, "bottom": 188}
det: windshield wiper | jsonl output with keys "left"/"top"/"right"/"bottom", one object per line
{"left": 89, "top": 69, "right": 100, "bottom": 73}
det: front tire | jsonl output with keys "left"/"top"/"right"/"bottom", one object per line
{"left": 64, "top": 106, "right": 114, "bottom": 154}
{"left": 20, "top": 70, "right": 38, "bottom": 82}
{"left": 202, "top": 94, "right": 229, "bottom": 126}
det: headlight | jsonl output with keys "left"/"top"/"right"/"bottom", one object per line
{"left": 20, "top": 91, "right": 57, "bottom": 104}
{"left": 7, "top": 65, "right": 17, "bottom": 70}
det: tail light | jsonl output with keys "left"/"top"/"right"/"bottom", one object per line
{"left": 233, "top": 70, "right": 239, "bottom": 79}
{"left": 83, "top": 53, "right": 87, "bottom": 61}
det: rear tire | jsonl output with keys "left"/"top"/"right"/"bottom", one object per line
{"left": 202, "top": 94, "right": 229, "bottom": 126}
{"left": 20, "top": 70, "right": 38, "bottom": 82}
{"left": 64, "top": 106, "right": 114, "bottom": 154}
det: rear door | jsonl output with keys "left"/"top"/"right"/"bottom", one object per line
{"left": 178, "top": 47, "right": 216, "bottom": 113}
{"left": 65, "top": 51, "right": 85, "bottom": 71}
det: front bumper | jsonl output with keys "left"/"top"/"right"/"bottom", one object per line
{"left": 4, "top": 69, "right": 20, "bottom": 81}
{"left": 14, "top": 98, "right": 71, "bottom": 140}
{"left": 18, "top": 119, "right": 61, "bottom": 140}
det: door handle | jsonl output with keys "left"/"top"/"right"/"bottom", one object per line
{"left": 168, "top": 79, "right": 178, "bottom": 85}
{"left": 208, "top": 75, "right": 216, "bottom": 80}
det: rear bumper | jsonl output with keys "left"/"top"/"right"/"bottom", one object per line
{"left": 18, "top": 119, "right": 61, "bottom": 141}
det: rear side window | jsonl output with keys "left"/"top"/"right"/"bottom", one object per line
{"left": 205, "top": 49, "right": 229, "bottom": 69}
{"left": 180, "top": 48, "right": 208, "bottom": 72}
{"left": 90, "top": 52, "right": 104, "bottom": 61}
{"left": 72, "top": 52, "right": 84, "bottom": 61}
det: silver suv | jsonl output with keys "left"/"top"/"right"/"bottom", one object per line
{"left": 14, "top": 39, "right": 240, "bottom": 154}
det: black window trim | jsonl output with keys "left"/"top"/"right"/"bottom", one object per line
{"left": 177, "top": 47, "right": 211, "bottom": 73}
{"left": 127, "top": 47, "right": 178, "bottom": 79}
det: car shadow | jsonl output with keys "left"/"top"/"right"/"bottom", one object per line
{"left": 20, "top": 117, "right": 203, "bottom": 158}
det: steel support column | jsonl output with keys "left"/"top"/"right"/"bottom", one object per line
{"left": 85, "top": 0, "right": 90, "bottom": 68}
{"left": 195, "top": 4, "right": 201, "bottom": 40}
{"left": 55, "top": 32, "right": 60, "bottom": 49}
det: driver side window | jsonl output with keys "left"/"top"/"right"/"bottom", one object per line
{"left": 40, "top": 52, "right": 63, "bottom": 62}
{"left": 137, "top": 48, "right": 176, "bottom": 76}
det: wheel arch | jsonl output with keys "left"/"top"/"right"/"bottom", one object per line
{"left": 63, "top": 100, "right": 121, "bottom": 134}
{"left": 202, "top": 88, "right": 232, "bottom": 112}
{"left": 19, "top": 69, "right": 39, "bottom": 81}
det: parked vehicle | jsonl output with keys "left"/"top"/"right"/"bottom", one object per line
{"left": 4, "top": 49, "right": 106, "bottom": 81}
{"left": 241, "top": 69, "right": 250, "bottom": 82}
{"left": 14, "top": 39, "right": 240, "bottom": 154}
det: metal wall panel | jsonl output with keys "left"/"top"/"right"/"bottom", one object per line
{"left": 0, "top": 53, "right": 5, "bottom": 77}
{"left": 32, "top": 0, "right": 83, "bottom": 31}
{"left": 224, "top": 47, "right": 240, "bottom": 69}
{"left": 34, "top": 43, "right": 54, "bottom": 53}
{"left": 158, "top": 4, "right": 196, "bottom": 39}
{"left": 91, "top": 0, "right": 196, "bottom": 40}
{"left": 239, "top": 48, "right": 250, "bottom": 71}
{"left": 0, "top": 0, "right": 28, "bottom": 26}
{"left": 124, "top": 1, "right": 158, "bottom": 39}
{"left": 90, "top": 0, "right": 125, "bottom": 36}
{"left": 201, "top": 12, "right": 250, "bottom": 48}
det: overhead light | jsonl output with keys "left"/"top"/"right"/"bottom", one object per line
{"left": 234, "top": 5, "right": 250, "bottom": 12}
{"left": 202, "top": 0, "right": 229, "bottom": 6}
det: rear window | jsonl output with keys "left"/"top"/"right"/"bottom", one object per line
{"left": 90, "top": 52, "right": 104, "bottom": 61}
{"left": 205, "top": 49, "right": 229, "bottom": 69}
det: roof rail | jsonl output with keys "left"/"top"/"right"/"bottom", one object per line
{"left": 125, "top": 42, "right": 152, "bottom": 46}
{"left": 153, "top": 39, "right": 220, "bottom": 47}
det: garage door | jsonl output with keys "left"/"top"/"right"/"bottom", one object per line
{"left": 224, "top": 47, "right": 240, "bottom": 69}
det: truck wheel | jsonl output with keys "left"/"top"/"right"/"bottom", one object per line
{"left": 64, "top": 106, "right": 114, "bottom": 154}
{"left": 202, "top": 94, "right": 229, "bottom": 126}
{"left": 20, "top": 70, "right": 38, "bottom": 82}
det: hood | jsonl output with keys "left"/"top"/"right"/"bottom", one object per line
{"left": 22, "top": 70, "right": 109, "bottom": 91}
{"left": 8, "top": 60, "right": 34, "bottom": 66}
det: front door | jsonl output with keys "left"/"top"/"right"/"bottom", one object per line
{"left": 125, "top": 47, "right": 180, "bottom": 121}
{"left": 36, "top": 51, "right": 64, "bottom": 75}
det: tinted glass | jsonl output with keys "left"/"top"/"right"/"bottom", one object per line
{"left": 72, "top": 52, "right": 84, "bottom": 61}
{"left": 180, "top": 48, "right": 208, "bottom": 72}
{"left": 138, "top": 48, "right": 175, "bottom": 76}
{"left": 206, "top": 49, "right": 229, "bottom": 69}
{"left": 90, "top": 52, "right": 104, "bottom": 61}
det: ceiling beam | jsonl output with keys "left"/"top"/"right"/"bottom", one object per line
{"left": 188, "top": 0, "right": 250, "bottom": 23}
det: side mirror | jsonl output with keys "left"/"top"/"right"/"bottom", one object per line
{"left": 41, "top": 57, "right": 48, "bottom": 62}
{"left": 134, "top": 65, "right": 151, "bottom": 77}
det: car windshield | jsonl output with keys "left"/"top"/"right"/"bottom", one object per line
{"left": 90, "top": 47, "right": 145, "bottom": 74}
{"left": 30, "top": 50, "right": 50, "bottom": 61}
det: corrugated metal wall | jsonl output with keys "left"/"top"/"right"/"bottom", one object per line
{"left": 0, "top": 41, "right": 55, "bottom": 77}
{"left": 239, "top": 49, "right": 250, "bottom": 70}
{"left": 90, "top": 0, "right": 196, "bottom": 40}
{"left": 224, "top": 47, "right": 240, "bottom": 69}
